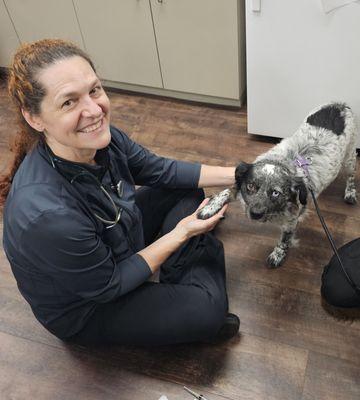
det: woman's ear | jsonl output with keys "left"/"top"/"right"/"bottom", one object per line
{"left": 292, "top": 178, "right": 308, "bottom": 205}
{"left": 235, "top": 161, "right": 252, "bottom": 189}
{"left": 21, "top": 109, "right": 44, "bottom": 132}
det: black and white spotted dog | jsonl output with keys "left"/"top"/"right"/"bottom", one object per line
{"left": 198, "top": 103, "right": 358, "bottom": 267}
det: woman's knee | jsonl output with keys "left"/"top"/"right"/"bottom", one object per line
{"left": 182, "top": 188, "right": 205, "bottom": 208}
{"left": 160, "top": 189, "right": 205, "bottom": 234}
{"left": 192, "top": 188, "right": 205, "bottom": 200}
{"left": 189, "top": 294, "right": 227, "bottom": 337}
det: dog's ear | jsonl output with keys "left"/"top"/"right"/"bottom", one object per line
{"left": 235, "top": 161, "right": 252, "bottom": 188}
{"left": 292, "top": 178, "right": 308, "bottom": 205}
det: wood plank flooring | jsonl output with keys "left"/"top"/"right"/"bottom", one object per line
{"left": 0, "top": 81, "right": 359, "bottom": 399}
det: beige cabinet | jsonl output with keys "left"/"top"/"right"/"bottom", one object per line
{"left": 2, "top": 0, "right": 245, "bottom": 106}
{"left": 4, "top": 0, "right": 83, "bottom": 48}
{"left": 151, "top": 0, "right": 242, "bottom": 100}
{"left": 73, "top": 0, "right": 162, "bottom": 88}
{"left": 0, "top": 1, "right": 20, "bottom": 67}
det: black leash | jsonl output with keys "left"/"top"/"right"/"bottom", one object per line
{"left": 309, "top": 188, "right": 360, "bottom": 295}
{"left": 294, "top": 155, "right": 360, "bottom": 294}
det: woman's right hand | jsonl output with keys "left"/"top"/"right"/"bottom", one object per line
{"left": 174, "top": 198, "right": 228, "bottom": 240}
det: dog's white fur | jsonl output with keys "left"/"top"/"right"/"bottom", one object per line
{"left": 198, "top": 102, "right": 358, "bottom": 267}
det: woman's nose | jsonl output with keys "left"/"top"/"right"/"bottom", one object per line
{"left": 81, "top": 96, "right": 103, "bottom": 118}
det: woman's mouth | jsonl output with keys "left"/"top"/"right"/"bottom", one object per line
{"left": 78, "top": 118, "right": 103, "bottom": 134}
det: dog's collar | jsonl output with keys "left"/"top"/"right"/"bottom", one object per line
{"left": 294, "top": 155, "right": 311, "bottom": 177}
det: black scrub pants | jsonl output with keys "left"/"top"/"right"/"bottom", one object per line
{"left": 69, "top": 188, "right": 228, "bottom": 346}
{"left": 321, "top": 238, "right": 360, "bottom": 307}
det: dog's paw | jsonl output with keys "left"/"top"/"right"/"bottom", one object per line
{"left": 197, "top": 206, "right": 215, "bottom": 220}
{"left": 267, "top": 247, "right": 287, "bottom": 268}
{"left": 344, "top": 189, "right": 357, "bottom": 205}
{"left": 197, "top": 189, "right": 231, "bottom": 220}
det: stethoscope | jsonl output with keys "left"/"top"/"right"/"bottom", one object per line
{"left": 44, "top": 144, "right": 123, "bottom": 229}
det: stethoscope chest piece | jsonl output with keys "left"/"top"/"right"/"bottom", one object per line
{"left": 112, "top": 180, "right": 124, "bottom": 198}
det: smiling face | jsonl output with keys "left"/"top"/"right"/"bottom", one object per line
{"left": 25, "top": 55, "right": 111, "bottom": 164}
{"left": 236, "top": 162, "right": 304, "bottom": 222}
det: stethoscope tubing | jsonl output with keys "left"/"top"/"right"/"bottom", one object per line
{"left": 44, "top": 144, "right": 122, "bottom": 229}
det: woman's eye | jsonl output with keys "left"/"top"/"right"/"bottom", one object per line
{"left": 62, "top": 99, "right": 74, "bottom": 108}
{"left": 272, "top": 190, "right": 280, "bottom": 198}
{"left": 90, "top": 86, "right": 101, "bottom": 95}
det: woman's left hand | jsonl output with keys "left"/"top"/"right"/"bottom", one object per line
{"left": 174, "top": 198, "right": 228, "bottom": 240}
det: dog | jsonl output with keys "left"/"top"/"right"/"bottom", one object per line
{"left": 198, "top": 102, "right": 358, "bottom": 267}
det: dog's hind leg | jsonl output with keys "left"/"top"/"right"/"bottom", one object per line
{"left": 343, "top": 146, "right": 357, "bottom": 204}
{"left": 267, "top": 219, "right": 298, "bottom": 268}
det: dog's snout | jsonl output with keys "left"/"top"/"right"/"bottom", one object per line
{"left": 250, "top": 210, "right": 265, "bottom": 220}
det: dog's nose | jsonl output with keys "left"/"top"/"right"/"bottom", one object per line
{"left": 250, "top": 210, "right": 265, "bottom": 220}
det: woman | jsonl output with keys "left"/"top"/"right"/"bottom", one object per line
{"left": 0, "top": 39, "right": 239, "bottom": 345}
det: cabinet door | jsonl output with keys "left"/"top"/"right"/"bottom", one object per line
{"left": 0, "top": 1, "right": 20, "bottom": 67}
{"left": 74, "top": 0, "right": 162, "bottom": 88}
{"left": 150, "top": 0, "right": 240, "bottom": 99}
{"left": 4, "top": 0, "right": 84, "bottom": 47}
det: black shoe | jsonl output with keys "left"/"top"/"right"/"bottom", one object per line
{"left": 205, "top": 313, "right": 240, "bottom": 344}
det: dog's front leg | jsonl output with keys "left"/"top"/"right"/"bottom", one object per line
{"left": 197, "top": 188, "right": 233, "bottom": 219}
{"left": 267, "top": 220, "right": 298, "bottom": 268}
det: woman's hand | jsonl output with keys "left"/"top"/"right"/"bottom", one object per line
{"left": 138, "top": 198, "right": 228, "bottom": 273}
{"left": 174, "top": 198, "right": 228, "bottom": 240}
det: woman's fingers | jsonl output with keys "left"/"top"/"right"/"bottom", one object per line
{"left": 199, "top": 205, "right": 227, "bottom": 227}
{"left": 204, "top": 203, "right": 228, "bottom": 222}
{"left": 219, "top": 203, "right": 228, "bottom": 216}
{"left": 180, "top": 198, "right": 229, "bottom": 237}
{"left": 195, "top": 197, "right": 229, "bottom": 218}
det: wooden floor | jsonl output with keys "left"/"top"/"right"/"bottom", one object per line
{"left": 1, "top": 81, "right": 359, "bottom": 400}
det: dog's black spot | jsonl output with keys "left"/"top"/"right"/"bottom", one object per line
{"left": 235, "top": 162, "right": 252, "bottom": 189}
{"left": 306, "top": 105, "right": 345, "bottom": 135}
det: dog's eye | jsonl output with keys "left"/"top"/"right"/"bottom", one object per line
{"left": 272, "top": 190, "right": 280, "bottom": 198}
{"left": 246, "top": 183, "right": 257, "bottom": 193}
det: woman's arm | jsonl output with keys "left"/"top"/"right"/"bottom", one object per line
{"left": 113, "top": 128, "right": 235, "bottom": 190}
{"left": 112, "top": 127, "right": 201, "bottom": 189}
{"left": 138, "top": 199, "right": 227, "bottom": 273}
{"left": 197, "top": 165, "right": 236, "bottom": 188}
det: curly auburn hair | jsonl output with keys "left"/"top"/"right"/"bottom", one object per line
{"left": 0, "top": 38, "right": 96, "bottom": 207}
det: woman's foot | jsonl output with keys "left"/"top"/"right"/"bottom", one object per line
{"left": 205, "top": 313, "right": 240, "bottom": 344}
